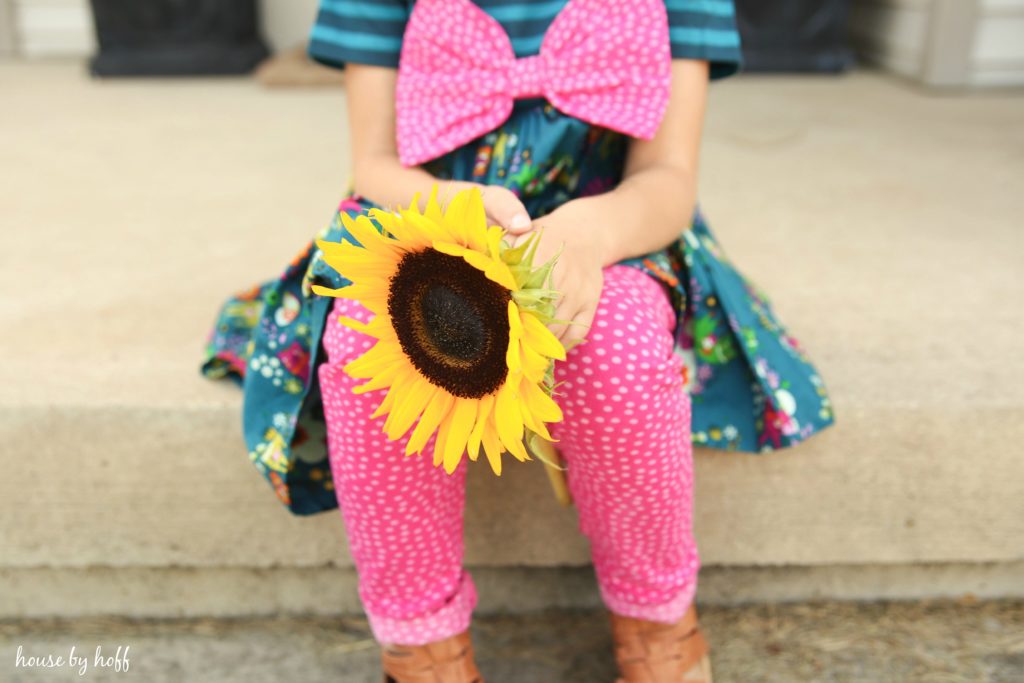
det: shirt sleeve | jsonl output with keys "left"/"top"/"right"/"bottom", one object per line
{"left": 308, "top": 0, "right": 410, "bottom": 69}
{"left": 665, "top": 0, "right": 743, "bottom": 80}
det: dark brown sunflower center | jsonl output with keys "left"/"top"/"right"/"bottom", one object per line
{"left": 388, "top": 249, "right": 511, "bottom": 399}
{"left": 420, "top": 283, "right": 487, "bottom": 361}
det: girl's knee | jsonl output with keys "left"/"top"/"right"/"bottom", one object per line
{"left": 594, "top": 265, "right": 676, "bottom": 337}
{"left": 559, "top": 266, "right": 680, "bottom": 387}
{"left": 550, "top": 266, "right": 686, "bottom": 443}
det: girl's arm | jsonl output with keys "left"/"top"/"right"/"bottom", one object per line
{"left": 345, "top": 65, "right": 532, "bottom": 231}
{"left": 509, "top": 59, "right": 710, "bottom": 347}
{"left": 592, "top": 59, "right": 710, "bottom": 262}
{"left": 534, "top": 59, "right": 710, "bottom": 264}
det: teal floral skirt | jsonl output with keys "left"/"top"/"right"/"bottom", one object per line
{"left": 203, "top": 100, "right": 835, "bottom": 515}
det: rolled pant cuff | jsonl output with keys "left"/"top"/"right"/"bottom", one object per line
{"left": 366, "top": 571, "right": 478, "bottom": 646}
{"left": 601, "top": 581, "right": 697, "bottom": 625}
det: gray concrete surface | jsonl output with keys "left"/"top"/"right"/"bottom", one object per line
{"left": 4, "top": 562, "right": 1024, "bottom": 619}
{"left": 1, "top": 60, "right": 1023, "bottom": 614}
{"left": 3, "top": 600, "right": 1022, "bottom": 683}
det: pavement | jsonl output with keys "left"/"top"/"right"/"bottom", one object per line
{"left": 4, "top": 599, "right": 1023, "bottom": 682}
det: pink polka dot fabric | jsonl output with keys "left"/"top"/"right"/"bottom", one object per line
{"left": 396, "top": 0, "right": 672, "bottom": 167}
{"left": 319, "top": 308, "right": 478, "bottom": 647}
{"left": 548, "top": 266, "right": 699, "bottom": 624}
{"left": 319, "top": 265, "right": 698, "bottom": 645}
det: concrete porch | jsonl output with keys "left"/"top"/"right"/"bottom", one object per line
{"left": 0, "top": 61, "right": 1022, "bottom": 620}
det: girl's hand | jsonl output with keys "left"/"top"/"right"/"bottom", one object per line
{"left": 510, "top": 199, "right": 611, "bottom": 350}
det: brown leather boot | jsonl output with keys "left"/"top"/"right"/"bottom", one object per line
{"left": 380, "top": 628, "right": 484, "bottom": 683}
{"left": 610, "top": 605, "right": 713, "bottom": 683}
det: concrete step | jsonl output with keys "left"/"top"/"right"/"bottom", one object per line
{"left": 3, "top": 563, "right": 1023, "bottom": 619}
{"left": 3, "top": 600, "right": 1022, "bottom": 682}
{"left": 1, "top": 63, "right": 1023, "bottom": 616}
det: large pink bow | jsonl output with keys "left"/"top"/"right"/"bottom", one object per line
{"left": 395, "top": 0, "right": 672, "bottom": 167}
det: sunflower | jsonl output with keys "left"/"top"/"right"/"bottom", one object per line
{"left": 311, "top": 186, "right": 567, "bottom": 476}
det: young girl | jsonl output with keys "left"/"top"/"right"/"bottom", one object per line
{"left": 204, "top": 1, "right": 835, "bottom": 681}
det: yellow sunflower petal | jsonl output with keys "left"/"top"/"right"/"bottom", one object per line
{"left": 317, "top": 239, "right": 388, "bottom": 271}
{"left": 368, "top": 208, "right": 428, "bottom": 248}
{"left": 432, "top": 403, "right": 454, "bottom": 468}
{"left": 519, "top": 385, "right": 556, "bottom": 442}
{"left": 465, "top": 393, "right": 494, "bottom": 462}
{"left": 480, "top": 411, "right": 504, "bottom": 475}
{"left": 343, "top": 342, "right": 401, "bottom": 378}
{"left": 462, "top": 215, "right": 489, "bottom": 253}
{"left": 517, "top": 374, "right": 548, "bottom": 423}
{"left": 367, "top": 313, "right": 399, "bottom": 337}
{"left": 434, "top": 237, "right": 515, "bottom": 291}
{"left": 505, "top": 431, "right": 531, "bottom": 462}
{"left": 423, "top": 185, "right": 445, "bottom": 224}
{"left": 338, "top": 211, "right": 359, "bottom": 235}
{"left": 335, "top": 315, "right": 371, "bottom": 334}
{"left": 331, "top": 288, "right": 388, "bottom": 315}
{"left": 367, "top": 207, "right": 397, "bottom": 231}
{"left": 403, "top": 207, "right": 456, "bottom": 244}
{"left": 311, "top": 284, "right": 350, "bottom": 298}
{"left": 337, "top": 314, "right": 395, "bottom": 341}
{"left": 405, "top": 389, "right": 454, "bottom": 456}
{"left": 345, "top": 215, "right": 403, "bottom": 259}
{"left": 335, "top": 273, "right": 392, "bottom": 292}
{"left": 351, "top": 364, "right": 401, "bottom": 394}
{"left": 521, "top": 312, "right": 567, "bottom": 360}
{"left": 326, "top": 258, "right": 399, "bottom": 282}
{"left": 486, "top": 225, "right": 504, "bottom": 260}
{"left": 461, "top": 248, "right": 499, "bottom": 276}
{"left": 437, "top": 187, "right": 488, "bottom": 253}
{"left": 484, "top": 260, "right": 518, "bottom": 291}
{"left": 370, "top": 368, "right": 410, "bottom": 420}
{"left": 520, "top": 343, "right": 550, "bottom": 383}
{"left": 317, "top": 281, "right": 375, "bottom": 302}
{"left": 525, "top": 417, "right": 553, "bottom": 443}
{"left": 432, "top": 240, "right": 467, "bottom": 257}
{"left": 507, "top": 300, "right": 524, "bottom": 337}
{"left": 442, "top": 186, "right": 486, "bottom": 245}
{"left": 521, "top": 377, "right": 564, "bottom": 423}
{"left": 506, "top": 301, "right": 523, "bottom": 374}
{"left": 442, "top": 397, "right": 477, "bottom": 474}
{"left": 384, "top": 374, "right": 435, "bottom": 441}
{"left": 494, "top": 379, "right": 530, "bottom": 461}
{"left": 347, "top": 288, "right": 393, "bottom": 317}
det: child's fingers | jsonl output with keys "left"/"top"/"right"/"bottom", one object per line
{"left": 549, "top": 299, "right": 589, "bottom": 344}
{"left": 563, "top": 301, "right": 597, "bottom": 351}
{"left": 481, "top": 186, "right": 532, "bottom": 234}
{"left": 547, "top": 296, "right": 574, "bottom": 343}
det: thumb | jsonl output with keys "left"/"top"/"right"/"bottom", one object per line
{"left": 484, "top": 187, "right": 532, "bottom": 235}
{"left": 508, "top": 232, "right": 530, "bottom": 250}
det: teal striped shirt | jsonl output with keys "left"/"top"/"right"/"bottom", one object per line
{"left": 309, "top": 0, "right": 743, "bottom": 80}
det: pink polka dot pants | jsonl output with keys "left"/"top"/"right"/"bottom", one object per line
{"left": 319, "top": 264, "right": 698, "bottom": 646}
{"left": 547, "top": 265, "right": 699, "bottom": 624}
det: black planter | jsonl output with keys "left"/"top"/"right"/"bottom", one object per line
{"left": 735, "top": 0, "right": 853, "bottom": 73}
{"left": 88, "top": 0, "right": 269, "bottom": 76}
